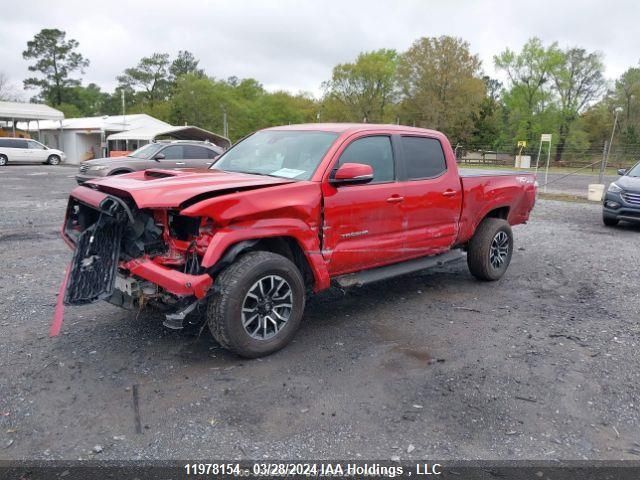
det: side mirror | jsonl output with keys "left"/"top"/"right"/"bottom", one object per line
{"left": 330, "top": 163, "right": 374, "bottom": 186}
{"left": 618, "top": 168, "right": 627, "bottom": 176}
{"left": 154, "top": 153, "right": 166, "bottom": 161}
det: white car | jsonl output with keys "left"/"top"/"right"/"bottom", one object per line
{"left": 0, "top": 137, "right": 66, "bottom": 166}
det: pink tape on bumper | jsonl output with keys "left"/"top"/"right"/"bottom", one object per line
{"left": 50, "top": 263, "right": 71, "bottom": 337}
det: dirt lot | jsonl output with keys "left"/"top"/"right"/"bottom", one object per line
{"left": 0, "top": 165, "right": 639, "bottom": 461}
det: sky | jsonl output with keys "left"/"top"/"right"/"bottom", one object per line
{"left": 1, "top": 0, "right": 639, "bottom": 100}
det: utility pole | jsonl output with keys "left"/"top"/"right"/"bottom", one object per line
{"left": 599, "top": 141, "right": 608, "bottom": 184}
{"left": 605, "top": 107, "right": 622, "bottom": 172}
{"left": 121, "top": 90, "right": 126, "bottom": 131}
{"left": 222, "top": 107, "right": 228, "bottom": 138}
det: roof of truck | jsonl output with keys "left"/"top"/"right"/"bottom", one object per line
{"left": 262, "top": 123, "right": 443, "bottom": 136}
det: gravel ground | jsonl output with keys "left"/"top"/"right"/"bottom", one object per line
{"left": 0, "top": 165, "right": 639, "bottom": 461}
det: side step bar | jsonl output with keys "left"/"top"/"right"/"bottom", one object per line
{"left": 335, "top": 250, "right": 465, "bottom": 288}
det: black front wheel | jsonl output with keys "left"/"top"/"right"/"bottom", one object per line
{"left": 207, "top": 251, "right": 305, "bottom": 358}
{"left": 0, "top": 155, "right": 7, "bottom": 166}
{"left": 467, "top": 218, "right": 514, "bottom": 281}
{"left": 47, "top": 155, "right": 61, "bottom": 165}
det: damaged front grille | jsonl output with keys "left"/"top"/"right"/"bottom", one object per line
{"left": 64, "top": 214, "right": 125, "bottom": 305}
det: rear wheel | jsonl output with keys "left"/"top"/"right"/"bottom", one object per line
{"left": 603, "top": 213, "right": 619, "bottom": 227}
{"left": 467, "top": 218, "right": 513, "bottom": 281}
{"left": 0, "top": 155, "right": 7, "bottom": 166}
{"left": 47, "top": 154, "right": 61, "bottom": 165}
{"left": 207, "top": 251, "right": 305, "bottom": 358}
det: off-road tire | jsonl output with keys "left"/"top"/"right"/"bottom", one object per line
{"left": 467, "top": 218, "right": 513, "bottom": 281}
{"left": 0, "top": 155, "right": 7, "bottom": 166}
{"left": 602, "top": 214, "right": 619, "bottom": 227}
{"left": 47, "top": 155, "right": 61, "bottom": 165}
{"left": 207, "top": 251, "right": 305, "bottom": 358}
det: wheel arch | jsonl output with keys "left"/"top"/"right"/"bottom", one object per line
{"left": 484, "top": 206, "right": 510, "bottom": 220}
{"left": 205, "top": 233, "right": 328, "bottom": 292}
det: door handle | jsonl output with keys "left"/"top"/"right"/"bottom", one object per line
{"left": 442, "top": 190, "right": 457, "bottom": 197}
{"left": 175, "top": 162, "right": 186, "bottom": 165}
{"left": 386, "top": 195, "right": 404, "bottom": 203}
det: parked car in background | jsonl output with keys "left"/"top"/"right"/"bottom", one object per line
{"left": 603, "top": 161, "right": 640, "bottom": 226}
{"left": 0, "top": 137, "right": 66, "bottom": 166}
{"left": 76, "top": 140, "right": 224, "bottom": 184}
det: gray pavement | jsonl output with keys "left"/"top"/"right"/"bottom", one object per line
{"left": 0, "top": 165, "right": 639, "bottom": 461}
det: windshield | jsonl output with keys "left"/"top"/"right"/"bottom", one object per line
{"left": 127, "top": 143, "right": 164, "bottom": 159}
{"left": 212, "top": 130, "right": 339, "bottom": 180}
{"left": 627, "top": 162, "right": 640, "bottom": 177}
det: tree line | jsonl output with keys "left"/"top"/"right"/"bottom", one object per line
{"left": 4, "top": 28, "right": 640, "bottom": 163}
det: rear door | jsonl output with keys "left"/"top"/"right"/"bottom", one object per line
{"left": 182, "top": 145, "right": 217, "bottom": 168}
{"left": 7, "top": 139, "right": 28, "bottom": 163}
{"left": 322, "top": 134, "right": 406, "bottom": 275}
{"left": 398, "top": 135, "right": 462, "bottom": 256}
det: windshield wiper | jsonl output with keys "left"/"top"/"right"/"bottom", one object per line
{"left": 226, "top": 169, "right": 284, "bottom": 178}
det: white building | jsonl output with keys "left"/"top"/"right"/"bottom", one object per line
{"left": 32, "top": 114, "right": 172, "bottom": 165}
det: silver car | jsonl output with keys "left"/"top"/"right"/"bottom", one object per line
{"left": 0, "top": 137, "right": 66, "bottom": 166}
{"left": 76, "top": 140, "right": 224, "bottom": 184}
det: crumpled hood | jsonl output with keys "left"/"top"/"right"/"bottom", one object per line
{"left": 617, "top": 174, "right": 640, "bottom": 193}
{"left": 87, "top": 168, "right": 295, "bottom": 208}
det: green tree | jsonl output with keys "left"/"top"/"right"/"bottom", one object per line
{"left": 614, "top": 67, "right": 640, "bottom": 157}
{"left": 494, "top": 38, "right": 563, "bottom": 145}
{"left": 170, "top": 75, "right": 319, "bottom": 141}
{"left": 470, "top": 76, "right": 504, "bottom": 147}
{"left": 117, "top": 53, "right": 172, "bottom": 107}
{"left": 22, "top": 28, "right": 90, "bottom": 106}
{"left": 397, "top": 36, "right": 485, "bottom": 143}
{"left": 64, "top": 83, "right": 110, "bottom": 116}
{"left": 551, "top": 48, "right": 605, "bottom": 161}
{"left": 322, "top": 49, "right": 397, "bottom": 123}
{"left": 170, "top": 50, "right": 205, "bottom": 78}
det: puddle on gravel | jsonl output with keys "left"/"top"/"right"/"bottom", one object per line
{"left": 372, "top": 322, "right": 442, "bottom": 371}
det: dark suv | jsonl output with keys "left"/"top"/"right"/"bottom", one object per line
{"left": 603, "top": 161, "right": 640, "bottom": 226}
{"left": 76, "top": 140, "right": 224, "bottom": 184}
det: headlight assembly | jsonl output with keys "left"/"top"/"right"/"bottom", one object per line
{"left": 89, "top": 165, "right": 110, "bottom": 171}
{"left": 607, "top": 182, "right": 623, "bottom": 193}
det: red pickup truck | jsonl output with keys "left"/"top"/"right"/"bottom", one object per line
{"left": 61, "top": 124, "right": 536, "bottom": 357}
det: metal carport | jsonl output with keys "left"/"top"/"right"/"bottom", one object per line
{"left": 107, "top": 125, "right": 231, "bottom": 151}
{"left": 0, "top": 101, "right": 64, "bottom": 141}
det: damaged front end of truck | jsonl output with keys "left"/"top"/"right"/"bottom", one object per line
{"left": 62, "top": 185, "right": 215, "bottom": 329}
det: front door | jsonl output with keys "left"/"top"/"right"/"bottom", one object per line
{"left": 158, "top": 145, "right": 186, "bottom": 168}
{"left": 27, "top": 140, "right": 49, "bottom": 162}
{"left": 322, "top": 135, "right": 405, "bottom": 276}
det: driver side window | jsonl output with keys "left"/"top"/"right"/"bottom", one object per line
{"left": 27, "top": 141, "right": 45, "bottom": 150}
{"left": 338, "top": 136, "right": 394, "bottom": 183}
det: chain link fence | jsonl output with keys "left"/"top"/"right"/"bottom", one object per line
{"left": 455, "top": 142, "right": 639, "bottom": 197}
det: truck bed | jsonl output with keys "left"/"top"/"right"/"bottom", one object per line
{"left": 456, "top": 170, "right": 537, "bottom": 245}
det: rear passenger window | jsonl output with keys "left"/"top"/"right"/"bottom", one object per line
{"left": 0, "top": 139, "right": 24, "bottom": 148}
{"left": 338, "top": 136, "right": 394, "bottom": 183}
{"left": 401, "top": 136, "right": 447, "bottom": 179}
{"left": 183, "top": 146, "right": 209, "bottom": 159}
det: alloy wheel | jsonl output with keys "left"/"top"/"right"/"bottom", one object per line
{"left": 241, "top": 274, "right": 293, "bottom": 340}
{"left": 489, "top": 231, "right": 510, "bottom": 269}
